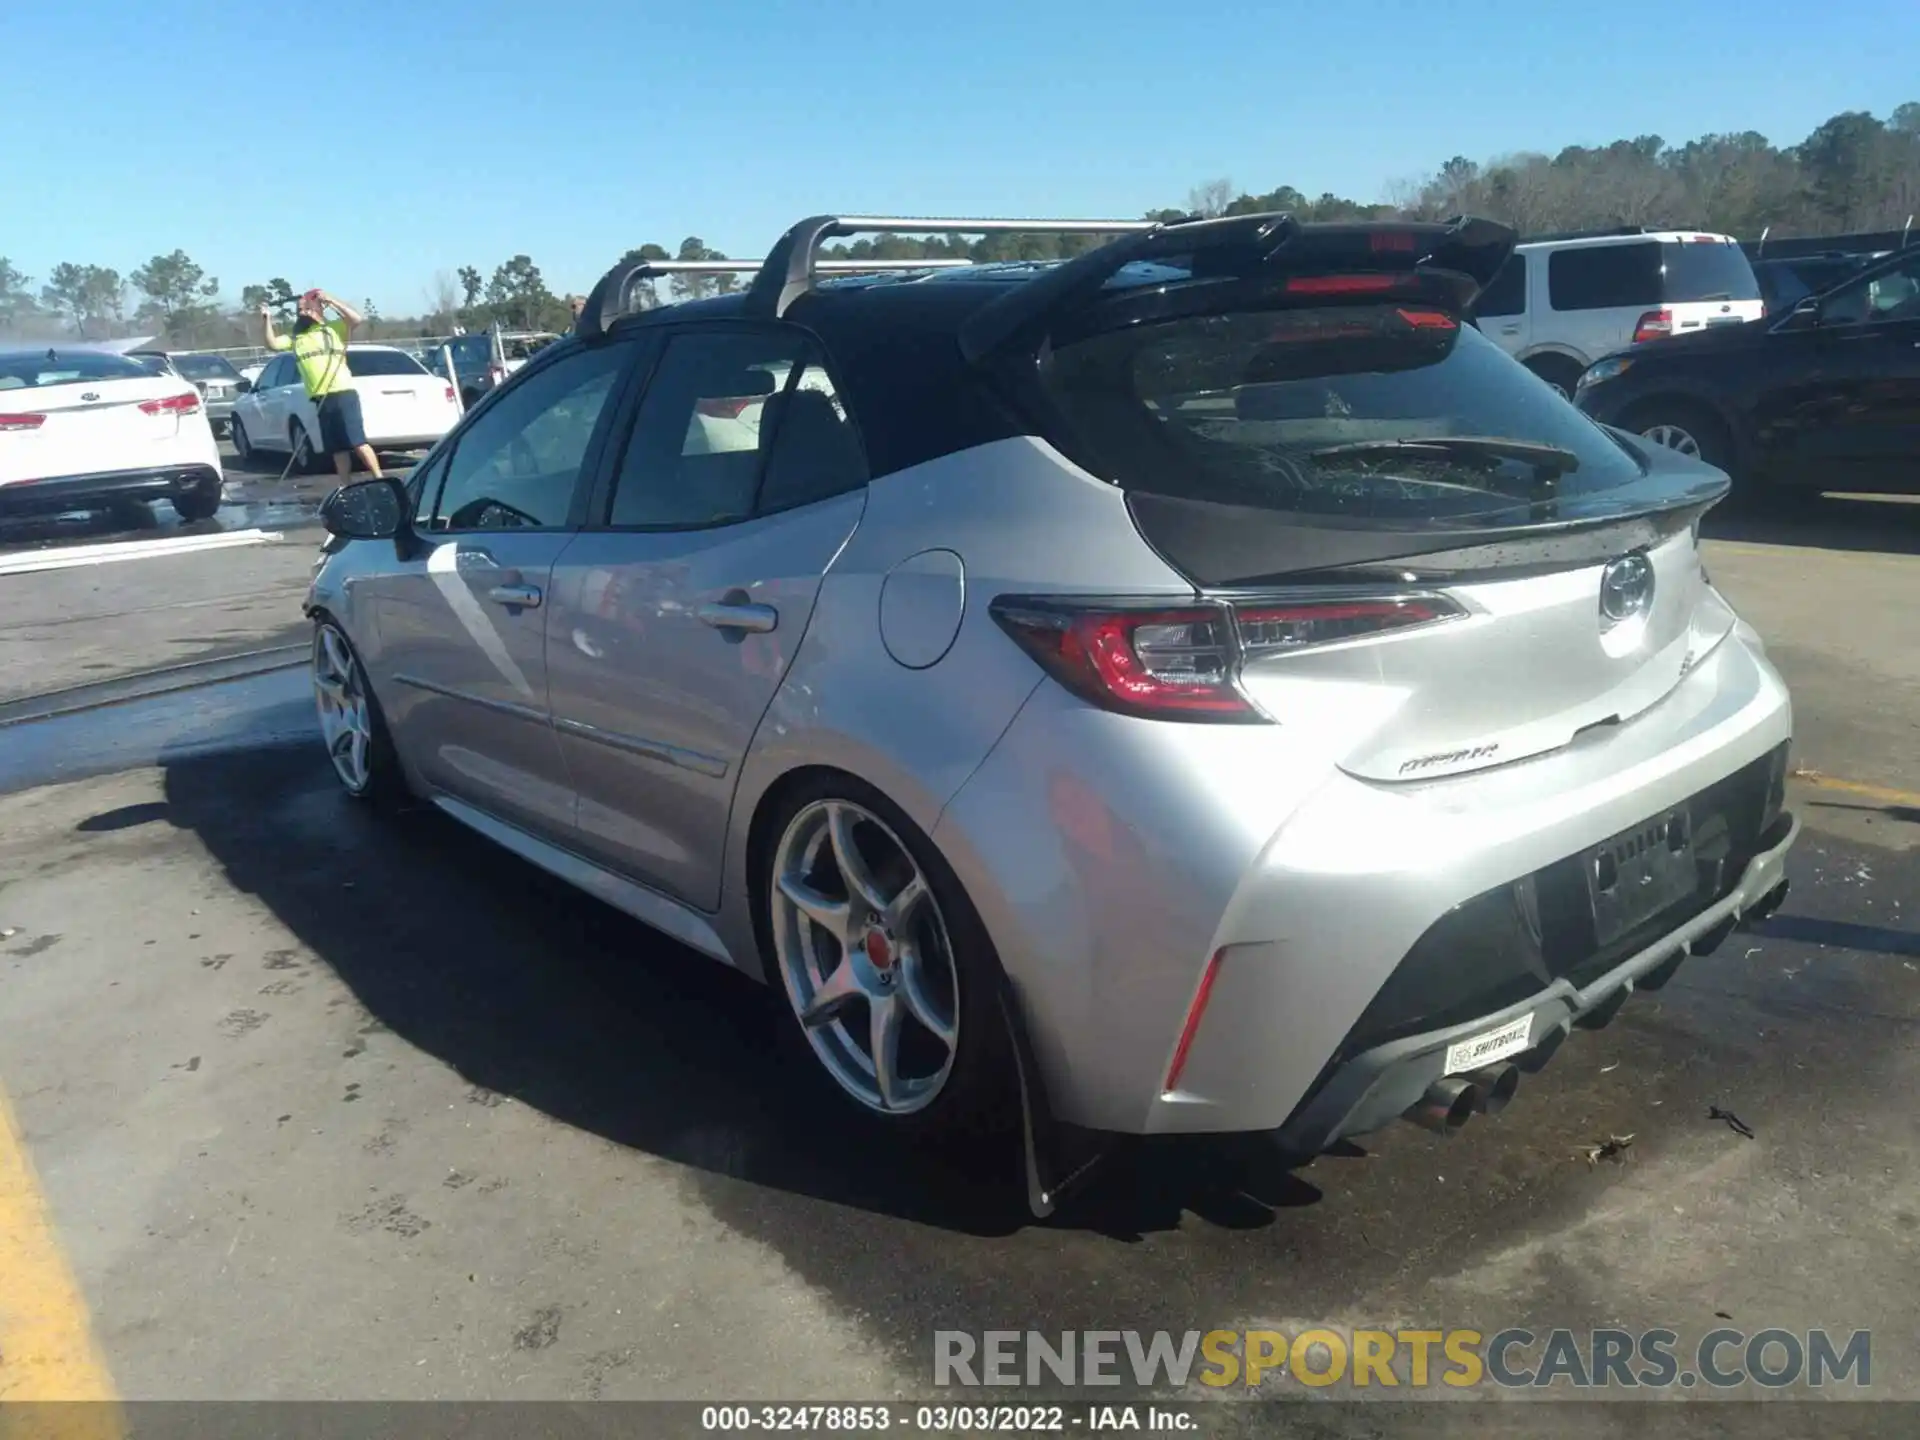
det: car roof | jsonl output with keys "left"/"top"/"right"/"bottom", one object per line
{"left": 1516, "top": 230, "right": 1739, "bottom": 252}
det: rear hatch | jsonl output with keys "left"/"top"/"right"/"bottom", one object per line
{"left": 0, "top": 351, "right": 205, "bottom": 487}
{"left": 1643, "top": 235, "right": 1765, "bottom": 337}
{"left": 978, "top": 216, "right": 1735, "bottom": 782}
{"left": 344, "top": 350, "right": 456, "bottom": 438}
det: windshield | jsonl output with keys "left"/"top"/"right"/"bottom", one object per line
{"left": 0, "top": 350, "right": 152, "bottom": 390}
{"left": 175, "top": 353, "right": 242, "bottom": 382}
{"left": 1659, "top": 241, "right": 1761, "bottom": 303}
{"left": 345, "top": 350, "right": 429, "bottom": 377}
{"left": 1036, "top": 303, "right": 1646, "bottom": 521}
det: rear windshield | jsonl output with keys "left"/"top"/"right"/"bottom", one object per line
{"left": 0, "top": 351, "right": 151, "bottom": 390}
{"left": 1036, "top": 304, "right": 1646, "bottom": 521}
{"left": 1659, "top": 241, "right": 1761, "bottom": 303}
{"left": 175, "top": 353, "right": 242, "bottom": 382}
{"left": 345, "top": 350, "right": 428, "bottom": 377}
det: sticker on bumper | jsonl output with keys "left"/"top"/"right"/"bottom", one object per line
{"left": 1444, "top": 1013, "right": 1534, "bottom": 1075}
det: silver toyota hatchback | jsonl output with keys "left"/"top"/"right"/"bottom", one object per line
{"left": 307, "top": 212, "right": 1797, "bottom": 1213}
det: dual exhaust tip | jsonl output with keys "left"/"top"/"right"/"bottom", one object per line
{"left": 1403, "top": 1064, "right": 1520, "bottom": 1135}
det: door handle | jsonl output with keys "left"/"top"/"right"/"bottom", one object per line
{"left": 487, "top": 583, "right": 542, "bottom": 608}
{"left": 1500, "top": 324, "right": 1521, "bottom": 335}
{"left": 696, "top": 600, "right": 778, "bottom": 633}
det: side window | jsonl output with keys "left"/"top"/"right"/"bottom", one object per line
{"left": 428, "top": 346, "right": 629, "bottom": 532}
{"left": 1548, "top": 243, "right": 1662, "bottom": 312}
{"left": 1472, "top": 254, "right": 1527, "bottom": 320}
{"left": 405, "top": 449, "right": 447, "bottom": 527}
{"left": 756, "top": 358, "right": 867, "bottom": 513}
{"left": 1821, "top": 253, "right": 1920, "bottom": 328}
{"left": 605, "top": 329, "right": 810, "bottom": 529}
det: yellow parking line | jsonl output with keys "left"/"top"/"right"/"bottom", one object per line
{"left": 0, "top": 1085, "right": 122, "bottom": 1433}
{"left": 1791, "top": 770, "right": 1920, "bottom": 810}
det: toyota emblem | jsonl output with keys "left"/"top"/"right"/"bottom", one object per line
{"left": 1599, "top": 552, "right": 1656, "bottom": 626}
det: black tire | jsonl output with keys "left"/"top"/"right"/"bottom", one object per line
{"left": 290, "top": 421, "right": 325, "bottom": 476}
{"left": 311, "top": 618, "right": 410, "bottom": 809}
{"left": 172, "top": 486, "right": 222, "bottom": 522}
{"left": 230, "top": 415, "right": 253, "bottom": 463}
{"left": 754, "top": 773, "right": 1015, "bottom": 1144}
{"left": 1524, "top": 355, "right": 1584, "bottom": 400}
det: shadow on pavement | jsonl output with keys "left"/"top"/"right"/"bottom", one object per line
{"left": 148, "top": 742, "right": 1316, "bottom": 1241}
{"left": 1704, "top": 491, "right": 1920, "bottom": 555}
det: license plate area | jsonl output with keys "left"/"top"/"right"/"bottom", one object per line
{"left": 1585, "top": 808, "right": 1698, "bottom": 946}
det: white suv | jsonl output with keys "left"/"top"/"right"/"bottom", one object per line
{"left": 1471, "top": 228, "right": 1765, "bottom": 395}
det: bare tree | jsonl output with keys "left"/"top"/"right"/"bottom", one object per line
{"left": 1188, "top": 178, "right": 1234, "bottom": 219}
{"left": 425, "top": 270, "right": 460, "bottom": 331}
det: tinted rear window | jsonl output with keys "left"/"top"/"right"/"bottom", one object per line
{"left": 1658, "top": 241, "right": 1760, "bottom": 303}
{"left": 0, "top": 351, "right": 152, "bottom": 390}
{"left": 1548, "top": 243, "right": 1662, "bottom": 311}
{"left": 345, "top": 350, "right": 428, "bottom": 377}
{"left": 176, "top": 353, "right": 242, "bottom": 381}
{"left": 1035, "top": 304, "right": 1645, "bottom": 522}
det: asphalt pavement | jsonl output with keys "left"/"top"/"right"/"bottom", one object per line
{"left": 1, "top": 474, "right": 1918, "bottom": 1430}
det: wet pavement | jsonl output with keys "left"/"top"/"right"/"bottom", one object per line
{"left": 0, "top": 491, "right": 1916, "bottom": 1425}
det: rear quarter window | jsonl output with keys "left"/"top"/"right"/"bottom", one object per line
{"left": 1548, "top": 243, "right": 1662, "bottom": 311}
{"left": 1471, "top": 254, "right": 1527, "bottom": 319}
{"left": 1658, "top": 241, "right": 1760, "bottom": 304}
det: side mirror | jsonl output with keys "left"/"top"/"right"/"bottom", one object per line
{"left": 1780, "top": 296, "right": 1821, "bottom": 329}
{"left": 321, "top": 478, "right": 407, "bottom": 540}
{"left": 236, "top": 379, "right": 253, "bottom": 394}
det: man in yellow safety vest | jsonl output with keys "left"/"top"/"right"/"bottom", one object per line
{"left": 258, "top": 289, "right": 382, "bottom": 480}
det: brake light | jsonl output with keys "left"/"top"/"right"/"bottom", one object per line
{"left": 1368, "top": 231, "right": 1419, "bottom": 252}
{"left": 1284, "top": 273, "right": 1402, "bottom": 295}
{"left": 696, "top": 396, "right": 756, "bottom": 420}
{"left": 0, "top": 413, "right": 47, "bottom": 432}
{"left": 1163, "top": 948, "right": 1227, "bottom": 1094}
{"left": 139, "top": 392, "right": 201, "bottom": 416}
{"left": 989, "top": 593, "right": 1464, "bottom": 721}
{"left": 1395, "top": 308, "right": 1458, "bottom": 330}
{"left": 1633, "top": 309, "right": 1673, "bottom": 344}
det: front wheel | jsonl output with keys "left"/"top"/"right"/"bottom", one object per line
{"left": 172, "top": 486, "right": 221, "bottom": 522}
{"left": 230, "top": 415, "right": 253, "bottom": 462}
{"left": 763, "top": 778, "right": 1012, "bottom": 1140}
{"left": 312, "top": 619, "right": 407, "bottom": 806}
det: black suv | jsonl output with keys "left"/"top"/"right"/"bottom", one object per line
{"left": 1575, "top": 243, "right": 1920, "bottom": 504}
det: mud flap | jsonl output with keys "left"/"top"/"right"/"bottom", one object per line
{"left": 996, "top": 976, "right": 1114, "bottom": 1219}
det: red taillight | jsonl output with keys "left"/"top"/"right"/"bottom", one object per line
{"left": 989, "top": 594, "right": 1463, "bottom": 721}
{"left": 0, "top": 413, "right": 47, "bottom": 432}
{"left": 139, "top": 392, "right": 201, "bottom": 416}
{"left": 444, "top": 385, "right": 457, "bottom": 403}
{"left": 1164, "top": 948, "right": 1227, "bottom": 1094}
{"left": 1633, "top": 308, "right": 1674, "bottom": 344}
{"left": 1395, "top": 308, "right": 1458, "bottom": 330}
{"left": 1368, "top": 231, "right": 1419, "bottom": 253}
{"left": 696, "top": 396, "right": 756, "bottom": 420}
{"left": 1284, "top": 273, "right": 1402, "bottom": 295}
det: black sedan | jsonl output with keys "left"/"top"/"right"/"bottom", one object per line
{"left": 1576, "top": 244, "right": 1920, "bottom": 506}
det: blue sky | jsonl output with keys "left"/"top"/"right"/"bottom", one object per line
{"left": 8, "top": 0, "right": 1918, "bottom": 315}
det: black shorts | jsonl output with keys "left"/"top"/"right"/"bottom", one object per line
{"left": 315, "top": 390, "right": 367, "bottom": 454}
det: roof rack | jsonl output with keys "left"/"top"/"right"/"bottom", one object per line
{"left": 578, "top": 253, "right": 979, "bottom": 338}
{"left": 745, "top": 215, "right": 1158, "bottom": 318}
{"left": 1519, "top": 224, "right": 1717, "bottom": 244}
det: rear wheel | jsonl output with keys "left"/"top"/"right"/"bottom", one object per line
{"left": 762, "top": 776, "right": 1013, "bottom": 1142}
{"left": 1524, "top": 355, "right": 1583, "bottom": 400}
{"left": 172, "top": 486, "right": 221, "bottom": 522}
{"left": 290, "top": 421, "right": 323, "bottom": 475}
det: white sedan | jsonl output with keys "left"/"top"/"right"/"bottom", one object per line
{"left": 228, "top": 344, "right": 462, "bottom": 470}
{"left": 0, "top": 346, "right": 224, "bottom": 520}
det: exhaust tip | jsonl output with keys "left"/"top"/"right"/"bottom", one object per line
{"left": 1404, "top": 1076, "right": 1480, "bottom": 1135}
{"left": 1468, "top": 1064, "right": 1520, "bottom": 1116}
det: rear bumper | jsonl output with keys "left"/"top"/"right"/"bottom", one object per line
{"left": 0, "top": 464, "right": 224, "bottom": 515}
{"left": 1273, "top": 802, "right": 1796, "bottom": 1154}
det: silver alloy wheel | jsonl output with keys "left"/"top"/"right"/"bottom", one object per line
{"left": 313, "top": 624, "right": 373, "bottom": 793}
{"left": 1641, "top": 423, "right": 1701, "bottom": 458}
{"left": 770, "top": 799, "right": 960, "bottom": 1116}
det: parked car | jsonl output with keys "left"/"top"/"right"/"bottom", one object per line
{"left": 429, "top": 331, "right": 564, "bottom": 408}
{"left": 173, "top": 353, "right": 249, "bottom": 435}
{"left": 305, "top": 212, "right": 1795, "bottom": 1212}
{"left": 229, "top": 344, "right": 461, "bottom": 470}
{"left": 1575, "top": 241, "right": 1920, "bottom": 505}
{"left": 1471, "top": 227, "right": 1765, "bottom": 396}
{"left": 0, "top": 346, "right": 224, "bottom": 520}
{"left": 238, "top": 359, "right": 270, "bottom": 388}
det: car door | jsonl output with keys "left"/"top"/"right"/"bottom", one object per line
{"left": 240, "top": 356, "right": 288, "bottom": 447}
{"left": 1752, "top": 249, "right": 1920, "bottom": 486}
{"left": 544, "top": 325, "right": 870, "bottom": 910}
{"left": 363, "top": 340, "right": 640, "bottom": 838}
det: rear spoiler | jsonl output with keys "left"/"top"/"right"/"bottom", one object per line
{"left": 956, "top": 214, "right": 1517, "bottom": 364}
